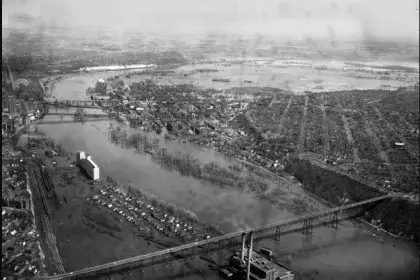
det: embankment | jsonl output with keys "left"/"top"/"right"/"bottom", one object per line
{"left": 285, "top": 157, "right": 420, "bottom": 244}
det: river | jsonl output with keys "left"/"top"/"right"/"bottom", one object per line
{"left": 36, "top": 65, "right": 419, "bottom": 280}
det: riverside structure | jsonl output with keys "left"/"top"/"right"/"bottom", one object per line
{"left": 33, "top": 193, "right": 397, "bottom": 280}
{"left": 76, "top": 151, "right": 100, "bottom": 181}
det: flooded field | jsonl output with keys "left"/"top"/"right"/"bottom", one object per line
{"left": 49, "top": 59, "right": 418, "bottom": 102}
{"left": 124, "top": 61, "right": 416, "bottom": 92}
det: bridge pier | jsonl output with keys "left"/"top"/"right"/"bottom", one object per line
{"left": 217, "top": 240, "right": 223, "bottom": 255}
{"left": 104, "top": 266, "right": 112, "bottom": 279}
{"left": 331, "top": 212, "right": 339, "bottom": 229}
{"left": 118, "top": 264, "right": 125, "bottom": 274}
{"left": 331, "top": 226, "right": 338, "bottom": 241}
{"left": 190, "top": 246, "right": 195, "bottom": 260}
{"left": 181, "top": 261, "right": 186, "bottom": 277}
{"left": 302, "top": 218, "right": 314, "bottom": 235}
{"left": 168, "top": 260, "right": 173, "bottom": 273}
{"left": 301, "top": 233, "right": 313, "bottom": 250}
{"left": 139, "top": 268, "right": 144, "bottom": 280}
{"left": 203, "top": 243, "right": 210, "bottom": 258}
{"left": 229, "top": 237, "right": 235, "bottom": 250}
{"left": 274, "top": 226, "right": 281, "bottom": 243}
{"left": 151, "top": 264, "right": 157, "bottom": 276}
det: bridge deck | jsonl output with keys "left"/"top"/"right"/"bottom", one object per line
{"left": 35, "top": 194, "right": 395, "bottom": 279}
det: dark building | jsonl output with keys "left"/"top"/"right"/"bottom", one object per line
{"left": 229, "top": 249, "right": 294, "bottom": 280}
{"left": 259, "top": 248, "right": 273, "bottom": 259}
{"left": 166, "top": 121, "right": 178, "bottom": 132}
{"left": 249, "top": 259, "right": 278, "bottom": 280}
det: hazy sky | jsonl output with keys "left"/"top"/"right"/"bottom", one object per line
{"left": 2, "top": 0, "right": 419, "bottom": 42}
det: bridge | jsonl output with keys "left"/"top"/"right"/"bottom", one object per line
{"left": 35, "top": 118, "right": 111, "bottom": 125}
{"left": 33, "top": 194, "right": 397, "bottom": 280}
{"left": 46, "top": 100, "right": 101, "bottom": 109}
{"left": 46, "top": 112, "right": 110, "bottom": 118}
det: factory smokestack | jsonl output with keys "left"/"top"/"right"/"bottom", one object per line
{"left": 241, "top": 232, "right": 246, "bottom": 262}
{"left": 246, "top": 231, "right": 254, "bottom": 280}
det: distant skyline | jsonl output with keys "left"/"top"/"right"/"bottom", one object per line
{"left": 2, "top": 0, "right": 419, "bottom": 43}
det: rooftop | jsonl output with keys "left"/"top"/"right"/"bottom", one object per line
{"left": 235, "top": 249, "right": 291, "bottom": 277}
{"left": 80, "top": 157, "right": 99, "bottom": 169}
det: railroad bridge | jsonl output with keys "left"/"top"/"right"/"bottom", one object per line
{"left": 46, "top": 100, "right": 102, "bottom": 109}
{"left": 33, "top": 194, "right": 398, "bottom": 280}
{"left": 35, "top": 119, "right": 110, "bottom": 125}
{"left": 45, "top": 112, "right": 110, "bottom": 118}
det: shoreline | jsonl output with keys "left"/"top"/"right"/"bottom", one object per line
{"left": 35, "top": 105, "right": 418, "bottom": 247}
{"left": 107, "top": 122, "right": 419, "bottom": 246}
{"left": 36, "top": 120, "right": 417, "bottom": 248}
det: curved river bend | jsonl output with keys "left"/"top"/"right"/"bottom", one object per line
{"left": 37, "top": 67, "right": 419, "bottom": 280}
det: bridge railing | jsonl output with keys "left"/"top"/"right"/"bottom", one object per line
{"left": 34, "top": 194, "right": 394, "bottom": 280}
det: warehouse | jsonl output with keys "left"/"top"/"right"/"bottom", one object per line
{"left": 76, "top": 151, "right": 100, "bottom": 180}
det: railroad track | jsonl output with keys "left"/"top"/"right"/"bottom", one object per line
{"left": 31, "top": 165, "right": 52, "bottom": 218}
{"left": 40, "top": 216, "right": 66, "bottom": 274}
{"left": 28, "top": 162, "right": 65, "bottom": 274}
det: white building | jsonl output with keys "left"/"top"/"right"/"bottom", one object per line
{"left": 76, "top": 151, "right": 100, "bottom": 180}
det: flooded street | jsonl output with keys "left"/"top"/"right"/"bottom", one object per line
{"left": 36, "top": 67, "right": 419, "bottom": 280}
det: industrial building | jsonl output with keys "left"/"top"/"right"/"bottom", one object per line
{"left": 76, "top": 151, "right": 100, "bottom": 180}
{"left": 224, "top": 232, "right": 294, "bottom": 280}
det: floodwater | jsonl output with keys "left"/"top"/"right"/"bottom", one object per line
{"left": 37, "top": 119, "right": 292, "bottom": 233}
{"left": 36, "top": 65, "right": 419, "bottom": 280}
{"left": 124, "top": 61, "right": 414, "bottom": 92}
{"left": 51, "top": 68, "right": 153, "bottom": 101}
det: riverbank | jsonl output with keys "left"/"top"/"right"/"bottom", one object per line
{"left": 31, "top": 120, "right": 420, "bottom": 280}
{"left": 106, "top": 125, "right": 326, "bottom": 216}
{"left": 28, "top": 66, "right": 419, "bottom": 279}
{"left": 285, "top": 156, "right": 420, "bottom": 245}
{"left": 24, "top": 130, "right": 225, "bottom": 272}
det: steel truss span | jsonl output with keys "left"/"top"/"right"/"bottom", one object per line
{"left": 33, "top": 194, "right": 396, "bottom": 280}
